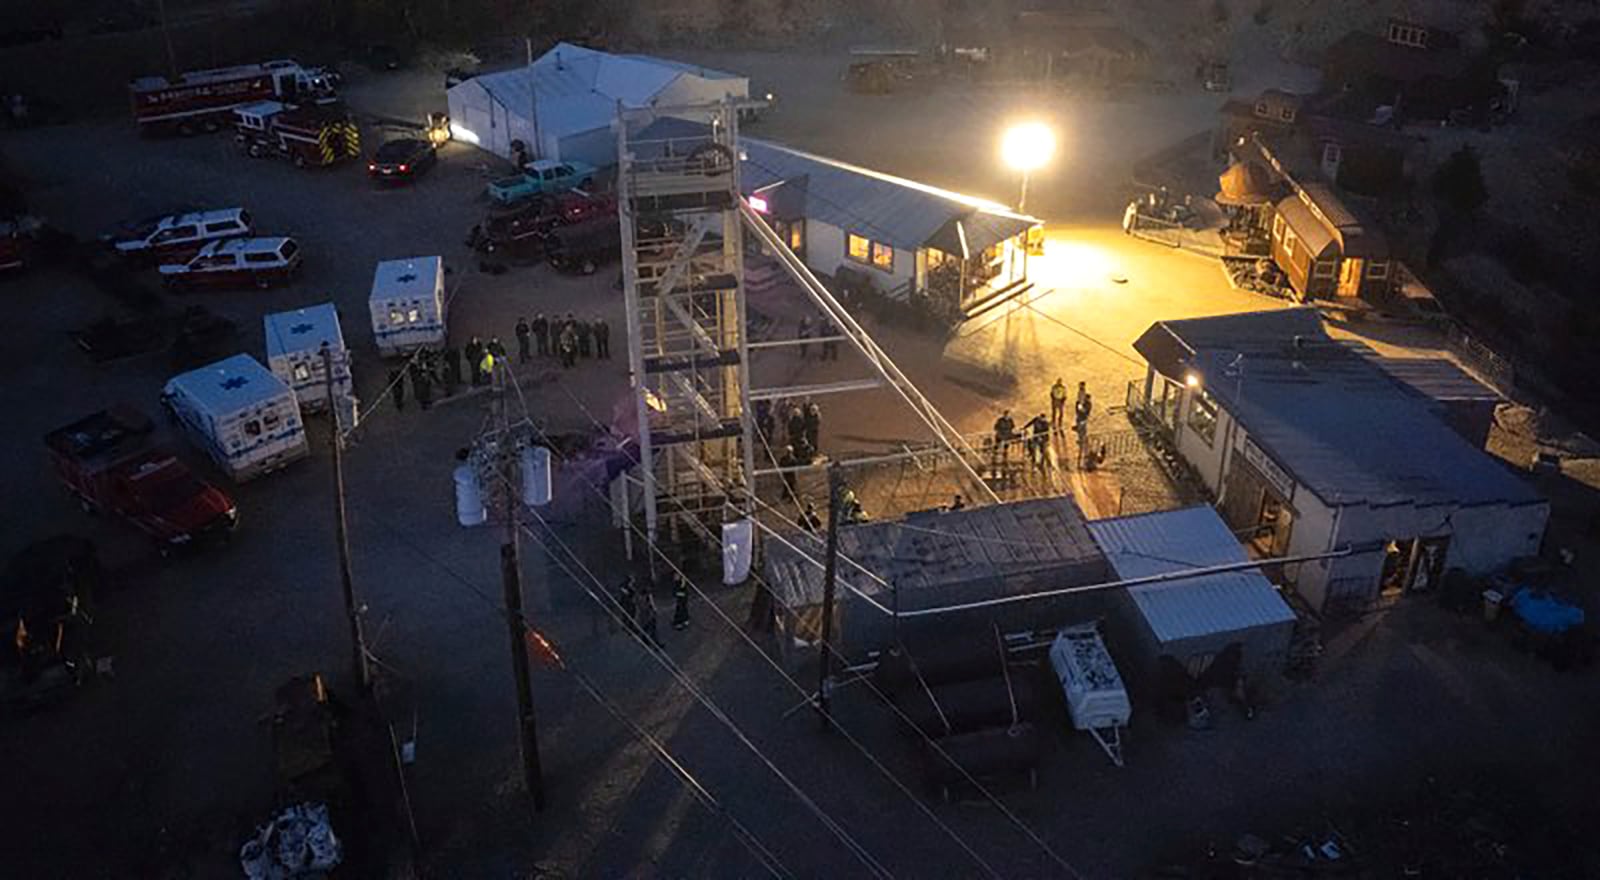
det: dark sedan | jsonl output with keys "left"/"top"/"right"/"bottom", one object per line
{"left": 368, "top": 138, "right": 437, "bottom": 183}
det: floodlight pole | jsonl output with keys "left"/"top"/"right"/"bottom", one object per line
{"left": 323, "top": 343, "right": 370, "bottom": 693}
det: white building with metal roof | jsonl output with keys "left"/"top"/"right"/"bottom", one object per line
{"left": 1131, "top": 308, "right": 1547, "bottom": 614}
{"left": 445, "top": 42, "right": 748, "bottom": 166}
{"left": 1087, "top": 506, "right": 1296, "bottom": 683}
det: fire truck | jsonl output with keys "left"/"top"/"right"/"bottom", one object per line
{"left": 234, "top": 102, "right": 361, "bottom": 168}
{"left": 129, "top": 59, "right": 338, "bottom": 135}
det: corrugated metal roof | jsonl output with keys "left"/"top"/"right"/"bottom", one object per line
{"left": 1372, "top": 357, "right": 1501, "bottom": 402}
{"left": 1133, "top": 309, "right": 1542, "bottom": 508}
{"left": 762, "top": 495, "right": 1107, "bottom": 610}
{"left": 1087, "top": 506, "right": 1295, "bottom": 644}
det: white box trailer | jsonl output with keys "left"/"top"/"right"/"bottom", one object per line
{"left": 369, "top": 256, "right": 446, "bottom": 357}
{"left": 1049, "top": 625, "right": 1132, "bottom": 766}
{"left": 161, "top": 354, "right": 308, "bottom": 482}
{"left": 264, "top": 303, "right": 352, "bottom": 413}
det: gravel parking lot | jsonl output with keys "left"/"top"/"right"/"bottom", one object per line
{"left": 2, "top": 57, "right": 1596, "bottom": 880}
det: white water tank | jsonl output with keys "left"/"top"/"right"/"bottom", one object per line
{"left": 454, "top": 463, "right": 487, "bottom": 526}
{"left": 520, "top": 446, "right": 552, "bottom": 506}
{"left": 722, "top": 519, "right": 754, "bottom": 585}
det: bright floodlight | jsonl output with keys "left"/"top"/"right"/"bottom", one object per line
{"left": 1001, "top": 122, "right": 1055, "bottom": 172}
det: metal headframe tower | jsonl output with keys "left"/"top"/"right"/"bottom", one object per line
{"left": 617, "top": 102, "right": 757, "bottom": 547}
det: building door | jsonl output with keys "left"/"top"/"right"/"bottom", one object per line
{"left": 1379, "top": 535, "right": 1450, "bottom": 597}
{"left": 1338, "top": 257, "right": 1363, "bottom": 297}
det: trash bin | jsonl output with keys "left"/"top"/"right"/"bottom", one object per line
{"left": 1482, "top": 588, "right": 1505, "bottom": 623}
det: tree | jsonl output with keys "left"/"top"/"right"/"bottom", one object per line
{"left": 1432, "top": 145, "right": 1489, "bottom": 217}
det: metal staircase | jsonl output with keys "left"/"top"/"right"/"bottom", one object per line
{"left": 618, "top": 105, "right": 756, "bottom": 544}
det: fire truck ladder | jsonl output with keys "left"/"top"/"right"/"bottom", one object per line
{"left": 618, "top": 104, "right": 757, "bottom": 545}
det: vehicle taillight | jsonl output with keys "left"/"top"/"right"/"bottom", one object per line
{"left": 399, "top": 164, "right": 409, "bottom": 172}
{"left": 368, "top": 162, "right": 376, "bottom": 171}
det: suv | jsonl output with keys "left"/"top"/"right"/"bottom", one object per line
{"left": 160, "top": 237, "right": 301, "bottom": 291}
{"left": 369, "top": 137, "right": 437, "bottom": 182}
{"left": 112, "top": 208, "right": 252, "bottom": 262}
{"left": 487, "top": 159, "right": 596, "bottom": 205}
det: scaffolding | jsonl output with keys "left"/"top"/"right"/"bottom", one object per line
{"left": 618, "top": 103, "right": 756, "bottom": 545}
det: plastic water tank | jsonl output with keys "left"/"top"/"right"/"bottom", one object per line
{"left": 454, "top": 463, "right": 487, "bottom": 526}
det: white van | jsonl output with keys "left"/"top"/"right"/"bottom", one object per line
{"left": 160, "top": 354, "right": 308, "bottom": 482}
{"left": 264, "top": 303, "right": 352, "bottom": 413}
{"left": 369, "top": 256, "right": 446, "bottom": 357}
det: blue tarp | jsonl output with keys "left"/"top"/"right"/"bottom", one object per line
{"left": 1509, "top": 588, "right": 1585, "bottom": 635}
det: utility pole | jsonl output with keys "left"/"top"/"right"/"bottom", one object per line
{"left": 816, "top": 463, "right": 842, "bottom": 730}
{"left": 322, "top": 343, "right": 370, "bottom": 692}
{"left": 155, "top": 0, "right": 177, "bottom": 78}
{"left": 493, "top": 365, "right": 546, "bottom": 811}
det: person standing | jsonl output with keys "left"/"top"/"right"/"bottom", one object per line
{"left": 465, "top": 337, "right": 485, "bottom": 386}
{"left": 672, "top": 576, "right": 691, "bottom": 631}
{"left": 820, "top": 316, "right": 839, "bottom": 360}
{"left": 443, "top": 345, "right": 461, "bottom": 395}
{"left": 488, "top": 336, "right": 507, "bottom": 362}
{"left": 637, "top": 583, "right": 662, "bottom": 648}
{"left": 532, "top": 313, "right": 550, "bottom": 357}
{"left": 786, "top": 406, "right": 806, "bottom": 455}
{"left": 1050, "top": 377, "right": 1068, "bottom": 428}
{"left": 803, "top": 401, "right": 821, "bottom": 454}
{"left": 594, "top": 316, "right": 610, "bottom": 359}
{"left": 616, "top": 577, "right": 638, "bottom": 637}
{"left": 796, "top": 315, "right": 812, "bottom": 359}
{"left": 515, "top": 317, "right": 532, "bottom": 363}
{"left": 1027, "top": 412, "right": 1050, "bottom": 470}
{"left": 559, "top": 324, "right": 578, "bottom": 368}
{"left": 577, "top": 319, "right": 593, "bottom": 359}
{"left": 389, "top": 368, "right": 406, "bottom": 411}
{"left": 411, "top": 361, "right": 433, "bottom": 410}
{"left": 1075, "top": 381, "right": 1089, "bottom": 417}
{"left": 993, "top": 409, "right": 1016, "bottom": 462}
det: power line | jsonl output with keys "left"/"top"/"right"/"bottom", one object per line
{"left": 511, "top": 367, "right": 1081, "bottom": 878}
{"left": 355, "top": 508, "right": 793, "bottom": 879}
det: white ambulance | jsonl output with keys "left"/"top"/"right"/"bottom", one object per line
{"left": 369, "top": 256, "right": 446, "bottom": 357}
{"left": 264, "top": 303, "right": 352, "bottom": 413}
{"left": 160, "top": 354, "right": 308, "bottom": 482}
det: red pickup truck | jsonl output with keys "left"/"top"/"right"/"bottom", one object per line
{"left": 46, "top": 407, "right": 237, "bottom": 551}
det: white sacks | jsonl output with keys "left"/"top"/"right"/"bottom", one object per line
{"left": 454, "top": 462, "right": 486, "bottom": 527}
{"left": 722, "top": 519, "right": 754, "bottom": 585}
{"left": 520, "top": 446, "right": 552, "bottom": 507}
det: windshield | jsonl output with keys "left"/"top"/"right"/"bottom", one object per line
{"left": 376, "top": 140, "right": 418, "bottom": 161}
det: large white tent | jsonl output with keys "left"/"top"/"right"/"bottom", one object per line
{"left": 445, "top": 42, "right": 749, "bottom": 166}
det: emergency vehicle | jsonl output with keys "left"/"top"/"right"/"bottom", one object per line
{"left": 263, "top": 303, "right": 352, "bottom": 413}
{"left": 234, "top": 101, "right": 361, "bottom": 168}
{"left": 129, "top": 59, "right": 338, "bottom": 135}
{"left": 46, "top": 407, "right": 238, "bottom": 551}
{"left": 111, "top": 207, "right": 253, "bottom": 262}
{"left": 159, "top": 237, "right": 302, "bottom": 291}
{"left": 369, "top": 256, "right": 446, "bottom": 357}
{"left": 161, "top": 354, "right": 308, "bottom": 482}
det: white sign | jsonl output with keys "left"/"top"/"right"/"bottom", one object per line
{"left": 1242, "top": 436, "right": 1295, "bottom": 499}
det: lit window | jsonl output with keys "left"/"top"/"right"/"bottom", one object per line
{"left": 407, "top": 307, "right": 421, "bottom": 323}
{"left": 871, "top": 241, "right": 894, "bottom": 271}
{"left": 1188, "top": 389, "right": 1218, "bottom": 446}
{"left": 847, "top": 232, "right": 871, "bottom": 263}
{"left": 293, "top": 363, "right": 311, "bottom": 381}
{"left": 1272, "top": 215, "right": 1285, "bottom": 239}
{"left": 789, "top": 224, "right": 803, "bottom": 251}
{"left": 1283, "top": 228, "right": 1298, "bottom": 259}
{"left": 389, "top": 307, "right": 405, "bottom": 325}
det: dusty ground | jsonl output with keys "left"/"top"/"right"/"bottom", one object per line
{"left": 1, "top": 47, "right": 1596, "bottom": 880}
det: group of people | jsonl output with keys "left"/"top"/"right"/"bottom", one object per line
{"left": 384, "top": 343, "right": 490, "bottom": 412}
{"left": 795, "top": 315, "right": 841, "bottom": 361}
{"left": 990, "top": 378, "right": 1095, "bottom": 470}
{"left": 755, "top": 398, "right": 824, "bottom": 494}
{"left": 611, "top": 574, "right": 692, "bottom": 647}
{"left": 514, "top": 312, "right": 612, "bottom": 369}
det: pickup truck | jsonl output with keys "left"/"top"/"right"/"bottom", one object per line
{"left": 486, "top": 159, "right": 595, "bottom": 205}
{"left": 46, "top": 407, "right": 237, "bottom": 552}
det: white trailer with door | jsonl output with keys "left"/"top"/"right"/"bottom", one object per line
{"left": 369, "top": 256, "right": 446, "bottom": 357}
{"left": 161, "top": 354, "right": 308, "bottom": 482}
{"left": 1049, "top": 625, "right": 1132, "bottom": 766}
{"left": 264, "top": 303, "right": 352, "bottom": 413}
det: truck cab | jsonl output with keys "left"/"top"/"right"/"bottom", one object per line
{"left": 46, "top": 408, "right": 237, "bottom": 551}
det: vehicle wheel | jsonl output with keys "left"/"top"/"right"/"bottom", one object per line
{"left": 293, "top": 153, "right": 307, "bottom": 169}
{"left": 248, "top": 143, "right": 264, "bottom": 159}
{"left": 581, "top": 259, "right": 597, "bottom": 275}
{"left": 177, "top": 121, "right": 197, "bottom": 137}
{"left": 202, "top": 118, "right": 220, "bottom": 133}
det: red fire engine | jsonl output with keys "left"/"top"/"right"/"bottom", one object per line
{"left": 128, "top": 59, "right": 338, "bottom": 135}
{"left": 233, "top": 102, "right": 361, "bottom": 168}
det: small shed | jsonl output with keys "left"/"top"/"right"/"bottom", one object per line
{"left": 763, "top": 495, "right": 1110, "bottom": 659}
{"left": 1087, "top": 506, "right": 1296, "bottom": 684}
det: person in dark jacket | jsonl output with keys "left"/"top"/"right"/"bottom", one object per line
{"left": 465, "top": 337, "right": 485, "bottom": 386}
{"left": 515, "top": 317, "right": 531, "bottom": 362}
{"left": 442, "top": 346, "right": 461, "bottom": 394}
{"left": 389, "top": 369, "right": 406, "bottom": 411}
{"left": 672, "top": 576, "right": 691, "bottom": 630}
{"left": 577, "top": 320, "right": 593, "bottom": 358}
{"left": 803, "top": 402, "right": 821, "bottom": 453}
{"left": 796, "top": 315, "right": 812, "bottom": 359}
{"left": 532, "top": 313, "right": 550, "bottom": 357}
{"left": 594, "top": 316, "right": 610, "bottom": 359}
{"left": 411, "top": 361, "right": 433, "bottom": 410}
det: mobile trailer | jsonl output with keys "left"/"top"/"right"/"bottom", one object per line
{"left": 369, "top": 256, "right": 446, "bottom": 357}
{"left": 129, "top": 59, "right": 338, "bottom": 135}
{"left": 160, "top": 354, "right": 307, "bottom": 482}
{"left": 264, "top": 304, "right": 352, "bottom": 413}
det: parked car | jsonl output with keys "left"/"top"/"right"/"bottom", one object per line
{"left": 487, "top": 159, "right": 596, "bottom": 205}
{"left": 159, "top": 236, "right": 301, "bottom": 291}
{"left": 368, "top": 137, "right": 437, "bottom": 182}
{"left": 480, "top": 189, "right": 616, "bottom": 253}
{"left": 45, "top": 407, "right": 237, "bottom": 551}
{"left": 110, "top": 207, "right": 252, "bottom": 262}
{"left": 546, "top": 217, "right": 620, "bottom": 275}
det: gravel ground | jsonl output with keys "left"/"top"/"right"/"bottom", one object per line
{"left": 2, "top": 53, "right": 1595, "bottom": 880}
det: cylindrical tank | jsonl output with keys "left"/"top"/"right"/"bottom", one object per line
{"left": 454, "top": 462, "right": 487, "bottom": 526}
{"left": 520, "top": 446, "right": 551, "bottom": 507}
